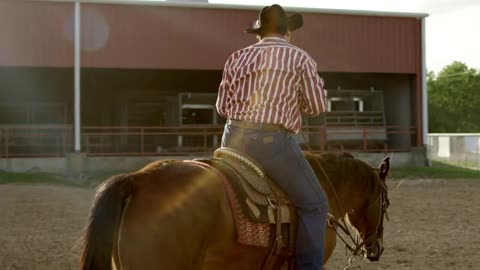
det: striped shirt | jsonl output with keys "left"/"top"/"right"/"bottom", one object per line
{"left": 216, "top": 37, "right": 327, "bottom": 134}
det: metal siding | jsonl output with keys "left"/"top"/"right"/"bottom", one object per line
{"left": 0, "top": 2, "right": 422, "bottom": 74}
{"left": 0, "top": 1, "right": 74, "bottom": 67}
{"left": 295, "top": 14, "right": 421, "bottom": 73}
{"left": 79, "top": 5, "right": 254, "bottom": 69}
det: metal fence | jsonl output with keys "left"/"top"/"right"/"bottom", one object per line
{"left": 0, "top": 125, "right": 70, "bottom": 157}
{"left": 0, "top": 125, "right": 417, "bottom": 157}
{"left": 428, "top": 134, "right": 480, "bottom": 169}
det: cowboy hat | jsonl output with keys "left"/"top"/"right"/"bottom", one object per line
{"left": 245, "top": 4, "right": 303, "bottom": 35}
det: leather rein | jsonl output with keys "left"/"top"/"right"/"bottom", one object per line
{"left": 327, "top": 178, "right": 389, "bottom": 256}
{"left": 308, "top": 150, "right": 389, "bottom": 258}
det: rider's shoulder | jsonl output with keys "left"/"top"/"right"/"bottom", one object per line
{"left": 282, "top": 44, "right": 314, "bottom": 62}
{"left": 226, "top": 46, "right": 253, "bottom": 62}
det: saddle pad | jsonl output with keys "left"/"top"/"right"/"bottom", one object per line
{"left": 185, "top": 160, "right": 272, "bottom": 247}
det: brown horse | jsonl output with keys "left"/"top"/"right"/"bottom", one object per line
{"left": 80, "top": 152, "right": 390, "bottom": 270}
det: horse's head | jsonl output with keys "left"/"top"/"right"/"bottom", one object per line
{"left": 347, "top": 156, "right": 390, "bottom": 262}
{"left": 305, "top": 152, "right": 392, "bottom": 262}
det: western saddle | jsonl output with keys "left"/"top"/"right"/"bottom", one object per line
{"left": 196, "top": 147, "right": 296, "bottom": 265}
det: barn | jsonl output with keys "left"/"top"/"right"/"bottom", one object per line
{"left": 0, "top": 0, "right": 428, "bottom": 172}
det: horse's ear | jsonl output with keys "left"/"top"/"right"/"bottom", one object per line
{"left": 379, "top": 156, "right": 390, "bottom": 180}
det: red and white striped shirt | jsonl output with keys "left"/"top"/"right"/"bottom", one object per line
{"left": 216, "top": 37, "right": 327, "bottom": 134}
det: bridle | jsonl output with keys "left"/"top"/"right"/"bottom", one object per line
{"left": 327, "top": 179, "right": 389, "bottom": 270}
{"left": 345, "top": 178, "right": 389, "bottom": 253}
{"left": 314, "top": 156, "right": 390, "bottom": 257}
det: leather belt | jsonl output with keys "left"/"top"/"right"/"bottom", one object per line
{"left": 227, "top": 119, "right": 287, "bottom": 132}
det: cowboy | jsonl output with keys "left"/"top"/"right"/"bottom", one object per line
{"left": 216, "top": 4, "right": 329, "bottom": 270}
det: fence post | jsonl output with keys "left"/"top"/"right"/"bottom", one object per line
{"left": 5, "top": 128, "right": 9, "bottom": 158}
{"left": 0, "top": 128, "right": 2, "bottom": 158}
{"left": 141, "top": 128, "right": 144, "bottom": 156}
{"left": 477, "top": 138, "right": 479, "bottom": 170}
{"left": 203, "top": 129, "right": 207, "bottom": 154}
{"left": 63, "top": 127, "right": 67, "bottom": 155}
{"left": 362, "top": 128, "right": 367, "bottom": 151}
{"left": 86, "top": 135, "right": 90, "bottom": 155}
{"left": 321, "top": 126, "right": 326, "bottom": 151}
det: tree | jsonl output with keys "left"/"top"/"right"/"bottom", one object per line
{"left": 428, "top": 61, "right": 480, "bottom": 133}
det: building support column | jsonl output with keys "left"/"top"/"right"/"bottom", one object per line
{"left": 74, "top": 1, "right": 81, "bottom": 152}
{"left": 421, "top": 17, "right": 428, "bottom": 146}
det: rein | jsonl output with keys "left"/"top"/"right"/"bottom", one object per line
{"left": 329, "top": 179, "right": 389, "bottom": 256}
{"left": 306, "top": 151, "right": 361, "bottom": 253}
{"left": 300, "top": 134, "right": 389, "bottom": 261}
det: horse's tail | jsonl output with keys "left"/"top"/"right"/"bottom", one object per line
{"left": 80, "top": 174, "right": 134, "bottom": 270}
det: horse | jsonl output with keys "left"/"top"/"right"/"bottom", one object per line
{"left": 79, "top": 151, "right": 390, "bottom": 270}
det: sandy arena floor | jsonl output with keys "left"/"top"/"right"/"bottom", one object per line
{"left": 0, "top": 179, "right": 479, "bottom": 270}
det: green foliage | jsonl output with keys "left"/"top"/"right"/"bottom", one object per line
{"left": 428, "top": 61, "right": 480, "bottom": 133}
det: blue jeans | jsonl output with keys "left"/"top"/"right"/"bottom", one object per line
{"left": 221, "top": 124, "right": 328, "bottom": 270}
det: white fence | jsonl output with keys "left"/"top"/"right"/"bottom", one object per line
{"left": 428, "top": 134, "right": 480, "bottom": 169}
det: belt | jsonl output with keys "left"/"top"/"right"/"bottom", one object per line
{"left": 227, "top": 119, "right": 287, "bottom": 132}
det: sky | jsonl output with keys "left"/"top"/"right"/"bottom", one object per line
{"left": 206, "top": 0, "right": 480, "bottom": 73}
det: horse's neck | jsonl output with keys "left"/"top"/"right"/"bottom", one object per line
{"left": 309, "top": 154, "right": 373, "bottom": 218}
{"left": 326, "top": 178, "right": 371, "bottom": 219}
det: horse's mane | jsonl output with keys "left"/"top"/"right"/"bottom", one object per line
{"left": 304, "top": 152, "right": 377, "bottom": 190}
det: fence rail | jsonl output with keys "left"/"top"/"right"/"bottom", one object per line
{"left": 0, "top": 125, "right": 70, "bottom": 158}
{"left": 0, "top": 125, "right": 417, "bottom": 158}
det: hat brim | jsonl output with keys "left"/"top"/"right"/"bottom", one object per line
{"left": 245, "top": 13, "right": 304, "bottom": 34}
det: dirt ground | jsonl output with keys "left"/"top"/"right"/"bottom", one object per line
{"left": 0, "top": 179, "right": 479, "bottom": 270}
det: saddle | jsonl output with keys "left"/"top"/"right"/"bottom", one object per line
{"left": 218, "top": 148, "right": 291, "bottom": 221}
{"left": 195, "top": 147, "right": 296, "bottom": 255}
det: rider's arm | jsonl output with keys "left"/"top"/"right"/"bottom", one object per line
{"left": 299, "top": 56, "right": 327, "bottom": 116}
{"left": 216, "top": 57, "right": 234, "bottom": 117}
